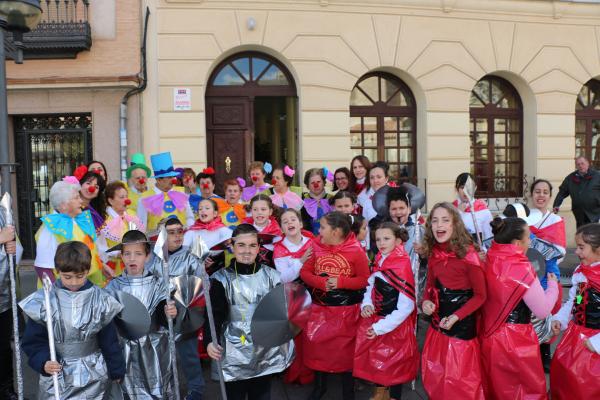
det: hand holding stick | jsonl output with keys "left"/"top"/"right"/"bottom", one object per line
{"left": 42, "top": 275, "right": 61, "bottom": 400}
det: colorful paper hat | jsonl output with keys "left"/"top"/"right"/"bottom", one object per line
{"left": 126, "top": 153, "right": 152, "bottom": 179}
{"left": 150, "top": 152, "right": 179, "bottom": 178}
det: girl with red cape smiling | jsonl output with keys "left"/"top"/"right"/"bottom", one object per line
{"left": 300, "top": 211, "right": 369, "bottom": 400}
{"left": 243, "top": 194, "right": 282, "bottom": 267}
{"left": 481, "top": 216, "right": 558, "bottom": 400}
{"left": 183, "top": 198, "right": 232, "bottom": 274}
{"left": 550, "top": 223, "right": 600, "bottom": 400}
{"left": 273, "top": 208, "right": 315, "bottom": 385}
{"left": 353, "top": 222, "right": 418, "bottom": 400}
{"left": 420, "top": 202, "right": 486, "bottom": 400}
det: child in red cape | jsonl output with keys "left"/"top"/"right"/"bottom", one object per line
{"left": 243, "top": 194, "right": 282, "bottom": 268}
{"left": 273, "top": 208, "right": 315, "bottom": 385}
{"left": 353, "top": 222, "right": 418, "bottom": 400}
{"left": 420, "top": 202, "right": 486, "bottom": 400}
{"left": 300, "top": 211, "right": 369, "bottom": 400}
{"left": 481, "top": 217, "right": 558, "bottom": 400}
{"left": 550, "top": 223, "right": 600, "bottom": 400}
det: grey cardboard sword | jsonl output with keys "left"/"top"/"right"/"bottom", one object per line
{"left": 1, "top": 193, "right": 24, "bottom": 400}
{"left": 153, "top": 225, "right": 181, "bottom": 400}
{"left": 190, "top": 235, "right": 228, "bottom": 400}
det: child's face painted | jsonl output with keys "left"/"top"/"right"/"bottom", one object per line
{"left": 575, "top": 234, "right": 600, "bottom": 266}
{"left": 251, "top": 200, "right": 272, "bottom": 227}
{"left": 122, "top": 242, "right": 149, "bottom": 276}
{"left": 389, "top": 199, "right": 410, "bottom": 225}
{"left": 232, "top": 234, "right": 259, "bottom": 264}
{"left": 59, "top": 271, "right": 88, "bottom": 291}
{"left": 198, "top": 200, "right": 218, "bottom": 223}
{"left": 281, "top": 211, "right": 302, "bottom": 237}
{"left": 166, "top": 223, "right": 184, "bottom": 251}
{"left": 334, "top": 198, "right": 354, "bottom": 214}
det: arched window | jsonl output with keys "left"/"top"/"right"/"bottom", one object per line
{"left": 206, "top": 52, "right": 296, "bottom": 97}
{"left": 469, "top": 76, "right": 523, "bottom": 197}
{"left": 575, "top": 79, "right": 600, "bottom": 169}
{"left": 350, "top": 72, "right": 417, "bottom": 183}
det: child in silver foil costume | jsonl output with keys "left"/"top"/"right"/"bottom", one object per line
{"left": 20, "top": 241, "right": 126, "bottom": 399}
{"left": 106, "top": 230, "right": 178, "bottom": 399}
{"left": 146, "top": 217, "right": 205, "bottom": 400}
{"left": 205, "top": 223, "right": 294, "bottom": 400}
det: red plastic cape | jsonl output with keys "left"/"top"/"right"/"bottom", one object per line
{"left": 242, "top": 216, "right": 283, "bottom": 236}
{"left": 452, "top": 199, "right": 488, "bottom": 213}
{"left": 311, "top": 232, "right": 362, "bottom": 258}
{"left": 273, "top": 231, "right": 314, "bottom": 259}
{"left": 481, "top": 242, "right": 536, "bottom": 337}
{"left": 529, "top": 218, "right": 566, "bottom": 248}
{"left": 187, "top": 215, "right": 226, "bottom": 231}
{"left": 576, "top": 263, "right": 600, "bottom": 291}
{"left": 373, "top": 245, "right": 415, "bottom": 299}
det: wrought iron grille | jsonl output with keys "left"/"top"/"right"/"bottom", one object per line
{"left": 15, "top": 114, "right": 93, "bottom": 258}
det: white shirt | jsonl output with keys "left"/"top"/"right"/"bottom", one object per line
{"left": 552, "top": 261, "right": 600, "bottom": 353}
{"left": 361, "top": 254, "right": 415, "bottom": 335}
{"left": 273, "top": 236, "right": 309, "bottom": 283}
{"left": 358, "top": 187, "right": 377, "bottom": 222}
{"left": 34, "top": 225, "right": 59, "bottom": 269}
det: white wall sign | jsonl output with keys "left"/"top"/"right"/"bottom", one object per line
{"left": 174, "top": 88, "right": 192, "bottom": 111}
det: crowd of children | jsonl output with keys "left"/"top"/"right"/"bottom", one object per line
{"left": 0, "top": 150, "right": 598, "bottom": 400}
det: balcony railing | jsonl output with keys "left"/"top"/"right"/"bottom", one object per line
{"left": 5, "top": 0, "right": 92, "bottom": 60}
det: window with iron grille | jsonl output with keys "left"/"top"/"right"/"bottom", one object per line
{"left": 575, "top": 79, "right": 600, "bottom": 169}
{"left": 350, "top": 72, "right": 417, "bottom": 183}
{"left": 469, "top": 76, "right": 523, "bottom": 197}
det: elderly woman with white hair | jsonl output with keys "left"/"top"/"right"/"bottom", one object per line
{"left": 34, "top": 176, "right": 112, "bottom": 287}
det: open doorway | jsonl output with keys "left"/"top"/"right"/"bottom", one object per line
{"left": 205, "top": 52, "right": 298, "bottom": 190}
{"left": 253, "top": 97, "right": 298, "bottom": 170}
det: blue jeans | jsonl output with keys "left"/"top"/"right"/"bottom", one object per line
{"left": 176, "top": 336, "right": 205, "bottom": 395}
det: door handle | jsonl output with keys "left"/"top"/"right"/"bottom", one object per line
{"left": 225, "top": 156, "right": 232, "bottom": 174}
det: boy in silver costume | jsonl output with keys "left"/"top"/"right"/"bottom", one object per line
{"left": 20, "top": 241, "right": 125, "bottom": 399}
{"left": 106, "top": 230, "right": 178, "bottom": 399}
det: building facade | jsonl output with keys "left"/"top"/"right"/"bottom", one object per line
{"left": 5, "top": 0, "right": 143, "bottom": 256}
{"left": 140, "top": 0, "right": 600, "bottom": 243}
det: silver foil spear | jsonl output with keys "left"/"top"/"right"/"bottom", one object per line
{"left": 190, "top": 236, "right": 228, "bottom": 400}
{"left": 42, "top": 275, "right": 61, "bottom": 399}
{"left": 153, "top": 225, "right": 181, "bottom": 400}
{"left": 1, "top": 193, "right": 24, "bottom": 400}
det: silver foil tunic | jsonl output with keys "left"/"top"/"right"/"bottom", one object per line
{"left": 106, "top": 272, "right": 173, "bottom": 399}
{"left": 146, "top": 245, "right": 203, "bottom": 279}
{"left": 212, "top": 265, "right": 294, "bottom": 382}
{"left": 19, "top": 282, "right": 123, "bottom": 400}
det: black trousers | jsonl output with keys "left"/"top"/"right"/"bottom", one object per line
{"left": 0, "top": 309, "right": 14, "bottom": 388}
{"left": 225, "top": 375, "right": 271, "bottom": 400}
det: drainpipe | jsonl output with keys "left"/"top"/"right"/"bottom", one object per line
{"left": 120, "top": 7, "right": 150, "bottom": 180}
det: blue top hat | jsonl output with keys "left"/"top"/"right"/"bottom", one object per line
{"left": 150, "top": 152, "right": 179, "bottom": 178}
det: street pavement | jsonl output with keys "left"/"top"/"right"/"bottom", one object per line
{"left": 15, "top": 250, "right": 579, "bottom": 400}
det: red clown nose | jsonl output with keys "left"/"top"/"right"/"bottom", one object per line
{"left": 202, "top": 183, "right": 209, "bottom": 189}
{"left": 251, "top": 176, "right": 258, "bottom": 182}
{"left": 171, "top": 178, "right": 178, "bottom": 184}
{"left": 138, "top": 178, "right": 146, "bottom": 184}
{"left": 124, "top": 199, "right": 132, "bottom": 206}
{"left": 271, "top": 179, "right": 277, "bottom": 185}
{"left": 312, "top": 182, "right": 320, "bottom": 189}
{"left": 87, "top": 186, "right": 96, "bottom": 194}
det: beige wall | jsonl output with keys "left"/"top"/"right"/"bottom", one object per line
{"left": 143, "top": 0, "right": 600, "bottom": 245}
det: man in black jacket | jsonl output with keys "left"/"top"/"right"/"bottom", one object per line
{"left": 553, "top": 156, "right": 600, "bottom": 227}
